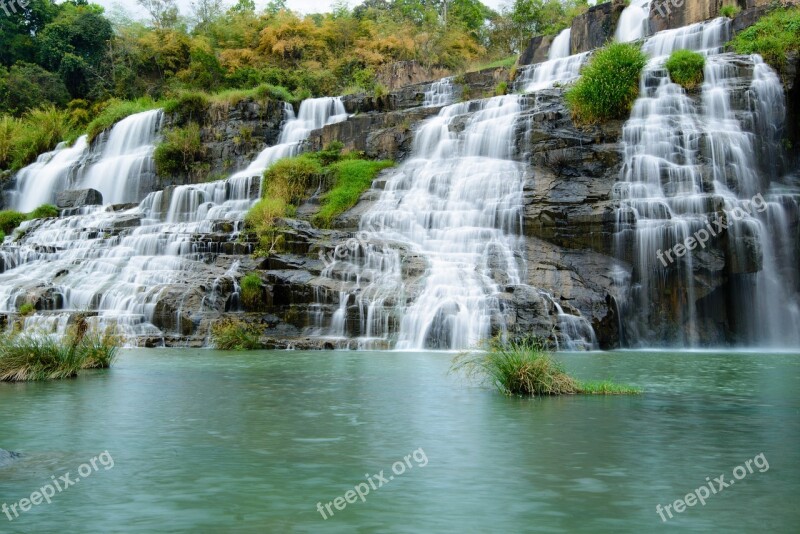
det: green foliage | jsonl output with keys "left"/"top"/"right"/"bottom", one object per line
{"left": 244, "top": 197, "right": 288, "bottom": 256}
{"left": 9, "top": 105, "right": 74, "bottom": 169}
{"left": 729, "top": 7, "right": 800, "bottom": 74}
{"left": 720, "top": 4, "right": 741, "bottom": 19}
{"left": 0, "top": 210, "right": 26, "bottom": 234}
{"left": 86, "top": 98, "right": 163, "bottom": 143}
{"left": 565, "top": 42, "right": 647, "bottom": 125}
{"left": 18, "top": 303, "right": 35, "bottom": 317}
{"left": 154, "top": 123, "right": 206, "bottom": 176}
{"left": 254, "top": 83, "right": 294, "bottom": 103}
{"left": 262, "top": 156, "right": 323, "bottom": 205}
{"left": 665, "top": 49, "right": 705, "bottom": 90}
{"left": 240, "top": 273, "right": 263, "bottom": 310}
{"left": 0, "top": 327, "right": 119, "bottom": 382}
{"left": 210, "top": 318, "right": 263, "bottom": 350}
{"left": 28, "top": 204, "right": 59, "bottom": 220}
{"left": 494, "top": 81, "right": 508, "bottom": 96}
{"left": 163, "top": 91, "right": 210, "bottom": 125}
{"left": 452, "top": 335, "right": 641, "bottom": 396}
{"left": 0, "top": 63, "right": 70, "bottom": 116}
{"left": 313, "top": 159, "right": 395, "bottom": 228}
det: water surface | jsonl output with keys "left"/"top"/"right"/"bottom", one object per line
{"left": 1, "top": 350, "right": 798, "bottom": 532}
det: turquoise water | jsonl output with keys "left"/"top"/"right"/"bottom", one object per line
{"left": 1, "top": 349, "right": 798, "bottom": 532}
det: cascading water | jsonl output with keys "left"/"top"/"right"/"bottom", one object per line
{"left": 0, "top": 98, "right": 347, "bottom": 342}
{"left": 424, "top": 77, "right": 455, "bottom": 107}
{"left": 615, "top": 0, "right": 652, "bottom": 43}
{"left": 515, "top": 29, "right": 589, "bottom": 93}
{"left": 9, "top": 109, "right": 163, "bottom": 211}
{"left": 612, "top": 18, "right": 800, "bottom": 347}
{"left": 312, "top": 96, "right": 529, "bottom": 350}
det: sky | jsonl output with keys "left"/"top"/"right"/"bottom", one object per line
{"left": 91, "top": 0, "right": 509, "bottom": 19}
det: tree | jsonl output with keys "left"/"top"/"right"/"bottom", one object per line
{"left": 191, "top": 0, "right": 225, "bottom": 32}
{"left": 229, "top": 0, "right": 255, "bottom": 15}
{"left": 265, "top": 0, "right": 288, "bottom": 15}
{"left": 137, "top": 0, "right": 180, "bottom": 30}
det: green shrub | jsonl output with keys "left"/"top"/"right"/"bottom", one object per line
{"left": 0, "top": 210, "right": 26, "bottom": 234}
{"left": 255, "top": 84, "right": 294, "bottom": 103}
{"left": 163, "top": 91, "right": 209, "bottom": 125}
{"left": 452, "top": 336, "right": 641, "bottom": 396}
{"left": 240, "top": 273, "right": 263, "bottom": 309}
{"left": 244, "top": 197, "right": 288, "bottom": 256}
{"left": 565, "top": 42, "right": 648, "bottom": 124}
{"left": 28, "top": 204, "right": 59, "bottom": 220}
{"left": 729, "top": 7, "right": 800, "bottom": 74}
{"left": 86, "top": 97, "right": 162, "bottom": 143}
{"left": 154, "top": 123, "right": 205, "bottom": 176}
{"left": 494, "top": 81, "right": 508, "bottom": 96}
{"left": 313, "top": 159, "right": 395, "bottom": 228}
{"left": 0, "top": 115, "right": 21, "bottom": 169}
{"left": 262, "top": 156, "right": 322, "bottom": 205}
{"left": 11, "top": 106, "right": 74, "bottom": 169}
{"left": 0, "top": 328, "right": 118, "bottom": 382}
{"left": 665, "top": 49, "right": 705, "bottom": 90}
{"left": 720, "top": 4, "right": 741, "bottom": 18}
{"left": 210, "top": 318, "right": 263, "bottom": 350}
{"left": 18, "top": 303, "right": 35, "bottom": 316}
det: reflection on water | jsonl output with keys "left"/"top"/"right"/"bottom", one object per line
{"left": 0, "top": 350, "right": 798, "bottom": 532}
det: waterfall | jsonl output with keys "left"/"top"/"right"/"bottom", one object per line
{"left": 10, "top": 137, "right": 89, "bottom": 212}
{"left": 612, "top": 18, "right": 800, "bottom": 347}
{"left": 424, "top": 77, "right": 455, "bottom": 107}
{"left": 81, "top": 109, "right": 163, "bottom": 205}
{"left": 549, "top": 28, "right": 572, "bottom": 60}
{"left": 312, "top": 96, "right": 528, "bottom": 350}
{"left": 615, "top": 0, "right": 652, "bottom": 43}
{"left": 0, "top": 98, "right": 347, "bottom": 342}
{"left": 516, "top": 52, "right": 590, "bottom": 93}
{"left": 9, "top": 109, "right": 163, "bottom": 212}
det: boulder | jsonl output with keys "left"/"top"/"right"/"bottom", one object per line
{"left": 56, "top": 188, "right": 103, "bottom": 209}
{"left": 519, "top": 34, "right": 556, "bottom": 66}
{"left": 570, "top": 0, "right": 626, "bottom": 54}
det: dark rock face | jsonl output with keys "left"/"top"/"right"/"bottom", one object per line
{"left": 159, "top": 99, "right": 287, "bottom": 187}
{"left": 519, "top": 34, "right": 556, "bottom": 66}
{"left": 570, "top": 0, "right": 626, "bottom": 54}
{"left": 375, "top": 61, "right": 450, "bottom": 91}
{"left": 56, "top": 188, "right": 103, "bottom": 209}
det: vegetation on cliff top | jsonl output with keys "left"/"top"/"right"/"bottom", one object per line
{"left": 665, "top": 49, "right": 705, "bottom": 90}
{"left": 0, "top": 204, "right": 60, "bottom": 238}
{"left": 452, "top": 336, "right": 641, "bottom": 396}
{"left": 729, "top": 7, "right": 800, "bottom": 74}
{"left": 0, "top": 0, "right": 591, "bottom": 171}
{"left": 565, "top": 42, "right": 648, "bottom": 125}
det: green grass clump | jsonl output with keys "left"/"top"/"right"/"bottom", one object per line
{"left": 729, "top": 7, "right": 800, "bottom": 74}
{"left": 163, "top": 91, "right": 209, "bottom": 125}
{"left": 452, "top": 336, "right": 641, "bottom": 397}
{"left": 210, "top": 318, "right": 263, "bottom": 350}
{"left": 312, "top": 159, "right": 394, "bottom": 228}
{"left": 0, "top": 115, "right": 22, "bottom": 169}
{"left": 565, "top": 42, "right": 648, "bottom": 124}
{"left": 240, "top": 273, "right": 263, "bottom": 310}
{"left": 263, "top": 155, "right": 323, "bottom": 205}
{"left": 154, "top": 123, "right": 206, "bottom": 176}
{"left": 720, "top": 4, "right": 741, "bottom": 18}
{"left": 28, "top": 204, "right": 59, "bottom": 220}
{"left": 18, "top": 303, "right": 35, "bottom": 316}
{"left": 86, "top": 97, "right": 162, "bottom": 143}
{"left": 0, "top": 210, "right": 26, "bottom": 234}
{"left": 0, "top": 327, "right": 119, "bottom": 382}
{"left": 469, "top": 55, "right": 518, "bottom": 71}
{"left": 665, "top": 49, "right": 706, "bottom": 90}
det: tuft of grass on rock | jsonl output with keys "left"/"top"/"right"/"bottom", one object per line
{"left": 729, "top": 7, "right": 800, "bottom": 74}
{"left": 565, "top": 42, "right": 647, "bottom": 125}
{"left": 452, "top": 336, "right": 641, "bottom": 396}
{"left": 0, "top": 327, "right": 119, "bottom": 382}
{"left": 210, "top": 318, "right": 263, "bottom": 350}
{"left": 312, "top": 159, "right": 394, "bottom": 228}
{"left": 665, "top": 49, "right": 705, "bottom": 90}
